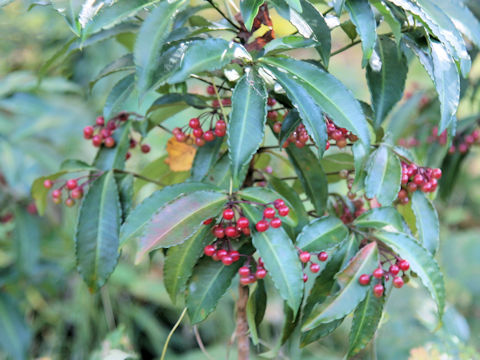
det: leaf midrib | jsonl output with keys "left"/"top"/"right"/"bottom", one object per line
{"left": 298, "top": 219, "right": 345, "bottom": 250}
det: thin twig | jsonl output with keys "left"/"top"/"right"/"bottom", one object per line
{"left": 193, "top": 326, "right": 215, "bottom": 360}
{"left": 190, "top": 75, "right": 232, "bottom": 91}
{"left": 157, "top": 124, "right": 172, "bottom": 134}
{"left": 322, "top": 7, "right": 333, "bottom": 16}
{"left": 205, "top": 0, "right": 242, "bottom": 30}
{"left": 160, "top": 307, "right": 188, "bottom": 360}
{"left": 331, "top": 39, "right": 362, "bottom": 56}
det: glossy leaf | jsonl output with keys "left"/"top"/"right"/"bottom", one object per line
{"left": 120, "top": 182, "right": 219, "bottom": 246}
{"left": 135, "top": 190, "right": 228, "bottom": 262}
{"left": 135, "top": 0, "right": 187, "bottom": 95}
{"left": 301, "top": 319, "right": 343, "bottom": 347}
{"left": 103, "top": 74, "right": 135, "bottom": 119}
{"left": 370, "top": 0, "right": 402, "bottom": 43}
{"left": 164, "top": 225, "right": 214, "bottom": 304}
{"left": 93, "top": 120, "right": 131, "bottom": 171}
{"left": 90, "top": 53, "right": 134, "bottom": 90}
{"left": 260, "top": 57, "right": 371, "bottom": 147}
{"left": 302, "top": 242, "right": 379, "bottom": 330}
{"left": 167, "top": 39, "right": 251, "bottom": 84}
{"left": 345, "top": 0, "right": 377, "bottom": 66}
{"left": 246, "top": 280, "right": 267, "bottom": 345}
{"left": 227, "top": 71, "right": 267, "bottom": 188}
{"left": 286, "top": 145, "right": 328, "bottom": 215}
{"left": 296, "top": 216, "right": 349, "bottom": 252}
{"left": 348, "top": 286, "right": 385, "bottom": 357}
{"left": 263, "top": 36, "right": 317, "bottom": 55}
{"left": 279, "top": 110, "right": 301, "bottom": 146}
{"left": 0, "top": 294, "right": 30, "bottom": 360}
{"left": 264, "top": 64, "right": 327, "bottom": 157}
{"left": 75, "top": 171, "right": 121, "bottom": 290}
{"left": 116, "top": 173, "right": 134, "bottom": 221}
{"left": 353, "top": 206, "right": 403, "bottom": 231}
{"left": 242, "top": 205, "right": 304, "bottom": 315}
{"left": 365, "top": 145, "right": 401, "bottom": 206}
{"left": 240, "top": 0, "right": 265, "bottom": 31}
{"left": 374, "top": 230, "right": 445, "bottom": 320}
{"left": 190, "top": 136, "right": 223, "bottom": 181}
{"left": 410, "top": 191, "right": 439, "bottom": 255}
{"left": 367, "top": 36, "right": 407, "bottom": 126}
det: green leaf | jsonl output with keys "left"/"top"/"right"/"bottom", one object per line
{"left": 370, "top": 0, "right": 402, "bottom": 43}
{"left": 89, "top": 53, "right": 134, "bottom": 90}
{"left": 13, "top": 208, "right": 40, "bottom": 276}
{"left": 135, "top": 190, "right": 228, "bottom": 262}
{"left": 320, "top": 153, "right": 355, "bottom": 183}
{"left": 75, "top": 171, "right": 121, "bottom": 290}
{"left": 285, "top": 0, "right": 302, "bottom": 12}
{"left": 167, "top": 39, "right": 251, "bottom": 84}
{"left": 260, "top": 57, "right": 370, "bottom": 147}
{"left": 345, "top": 0, "right": 377, "bottom": 67}
{"left": 242, "top": 205, "right": 304, "bottom": 315}
{"left": 374, "top": 230, "right": 445, "bottom": 320}
{"left": 187, "top": 244, "right": 254, "bottom": 323}
{"left": 239, "top": 186, "right": 298, "bottom": 227}
{"left": 353, "top": 206, "right": 403, "bottom": 231}
{"left": 296, "top": 216, "right": 349, "bottom": 252}
{"left": 227, "top": 71, "right": 267, "bottom": 188}
{"left": 301, "top": 319, "right": 343, "bottom": 347}
{"left": 367, "top": 36, "right": 407, "bottom": 126}
{"left": 190, "top": 136, "right": 224, "bottom": 181}
{"left": 148, "top": 93, "right": 208, "bottom": 125}
{"left": 164, "top": 225, "right": 214, "bottom": 304}
{"left": 302, "top": 242, "right": 379, "bottom": 330}
{"left": 246, "top": 280, "right": 267, "bottom": 345}
{"left": 263, "top": 36, "right": 318, "bottom": 55}
{"left": 120, "top": 182, "right": 219, "bottom": 245}
{"left": 286, "top": 145, "right": 328, "bottom": 215}
{"left": 134, "top": 0, "right": 188, "bottom": 96}
{"left": 264, "top": 64, "right": 327, "bottom": 157}
{"left": 348, "top": 286, "right": 385, "bottom": 357}
{"left": 240, "top": 0, "right": 265, "bottom": 31}
{"left": 103, "top": 74, "right": 135, "bottom": 119}
{"left": 332, "top": 0, "right": 345, "bottom": 14}
{"left": 0, "top": 294, "right": 30, "bottom": 360}
{"left": 116, "top": 173, "right": 134, "bottom": 221}
{"left": 60, "top": 159, "right": 97, "bottom": 171}
{"left": 410, "top": 191, "right": 439, "bottom": 255}
{"left": 365, "top": 145, "right": 401, "bottom": 206}
{"left": 279, "top": 110, "right": 301, "bottom": 146}
{"left": 93, "top": 120, "right": 132, "bottom": 171}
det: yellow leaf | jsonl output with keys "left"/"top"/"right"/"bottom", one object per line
{"left": 270, "top": 10, "right": 297, "bottom": 37}
{"left": 165, "top": 136, "right": 197, "bottom": 172}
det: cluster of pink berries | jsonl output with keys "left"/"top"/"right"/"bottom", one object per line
{"left": 427, "top": 126, "right": 480, "bottom": 154}
{"left": 172, "top": 116, "right": 226, "bottom": 147}
{"left": 83, "top": 114, "right": 126, "bottom": 148}
{"left": 126, "top": 139, "right": 150, "bottom": 160}
{"left": 326, "top": 118, "right": 358, "bottom": 149}
{"left": 281, "top": 123, "right": 312, "bottom": 149}
{"left": 238, "top": 258, "right": 267, "bottom": 285}
{"left": 298, "top": 250, "right": 328, "bottom": 282}
{"left": 206, "top": 85, "right": 232, "bottom": 108}
{"left": 359, "top": 258, "right": 410, "bottom": 297}
{"left": 43, "top": 174, "right": 99, "bottom": 207}
{"left": 398, "top": 162, "right": 442, "bottom": 203}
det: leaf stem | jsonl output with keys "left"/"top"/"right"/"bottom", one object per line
{"left": 331, "top": 39, "right": 362, "bottom": 56}
{"left": 160, "top": 307, "right": 187, "bottom": 360}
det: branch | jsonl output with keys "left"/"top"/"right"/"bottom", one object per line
{"left": 331, "top": 39, "right": 362, "bottom": 56}
{"left": 236, "top": 283, "right": 250, "bottom": 360}
{"left": 205, "top": 0, "right": 242, "bottom": 30}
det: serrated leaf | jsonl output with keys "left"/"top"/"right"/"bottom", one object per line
{"left": 75, "top": 171, "right": 121, "bottom": 290}
{"left": 374, "top": 230, "right": 445, "bottom": 320}
{"left": 242, "top": 205, "right": 304, "bottom": 315}
{"left": 367, "top": 36, "right": 407, "bottom": 126}
{"left": 120, "top": 182, "right": 219, "bottom": 246}
{"left": 190, "top": 136, "right": 223, "bottom": 181}
{"left": 90, "top": 53, "right": 134, "bottom": 90}
{"left": 227, "top": 71, "right": 267, "bottom": 188}
{"left": 246, "top": 280, "right": 267, "bottom": 345}
{"left": 286, "top": 145, "right": 328, "bottom": 215}
{"left": 240, "top": 0, "right": 265, "bottom": 31}
{"left": 167, "top": 39, "right": 251, "bottom": 84}
{"left": 264, "top": 64, "right": 327, "bottom": 157}
{"left": 345, "top": 0, "right": 377, "bottom": 66}
{"left": 164, "top": 225, "right": 214, "bottom": 304}
{"left": 348, "top": 286, "right": 384, "bottom": 357}
{"left": 296, "top": 216, "right": 349, "bottom": 252}
{"left": 239, "top": 186, "right": 298, "bottom": 227}
{"left": 371, "top": 0, "right": 402, "bottom": 43}
{"left": 302, "top": 242, "right": 379, "bottom": 330}
{"left": 93, "top": 120, "right": 132, "bottom": 171}
{"left": 410, "top": 191, "right": 439, "bottom": 255}
{"left": 103, "top": 74, "right": 135, "bottom": 119}
{"left": 365, "top": 145, "right": 401, "bottom": 206}
{"left": 134, "top": 0, "right": 187, "bottom": 96}
{"left": 263, "top": 36, "right": 318, "bottom": 55}
{"left": 301, "top": 319, "right": 343, "bottom": 347}
{"left": 353, "top": 206, "right": 403, "bottom": 231}
{"left": 260, "top": 57, "right": 370, "bottom": 147}
{"left": 135, "top": 190, "right": 228, "bottom": 262}
{"left": 0, "top": 294, "right": 30, "bottom": 360}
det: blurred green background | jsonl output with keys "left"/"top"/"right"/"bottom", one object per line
{"left": 1, "top": 1, "right": 480, "bottom": 359}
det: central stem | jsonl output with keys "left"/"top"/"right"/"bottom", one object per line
{"left": 236, "top": 282, "right": 250, "bottom": 360}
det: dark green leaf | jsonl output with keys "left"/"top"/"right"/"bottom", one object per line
{"left": 90, "top": 53, "right": 134, "bottom": 90}
{"left": 93, "top": 120, "right": 132, "bottom": 171}
{"left": 285, "top": 0, "right": 302, "bottom": 12}
{"left": 190, "top": 136, "right": 223, "bottom": 181}
{"left": 371, "top": 0, "right": 402, "bottom": 43}
{"left": 0, "top": 294, "right": 30, "bottom": 360}
{"left": 227, "top": 71, "right": 267, "bottom": 188}
{"left": 410, "top": 191, "right": 439, "bottom": 255}
{"left": 365, "top": 145, "right": 401, "bottom": 206}
{"left": 367, "top": 36, "right": 407, "bottom": 126}
{"left": 246, "top": 280, "right": 267, "bottom": 345}
{"left": 116, "top": 173, "right": 134, "bottom": 221}
{"left": 148, "top": 93, "right": 208, "bottom": 125}
{"left": 75, "top": 171, "right": 121, "bottom": 290}
{"left": 374, "top": 230, "right": 445, "bottom": 320}
{"left": 301, "top": 319, "right": 343, "bottom": 347}
{"left": 60, "top": 159, "right": 96, "bottom": 171}
{"left": 296, "top": 216, "right": 349, "bottom": 252}
{"left": 279, "top": 110, "right": 301, "bottom": 146}
{"left": 14, "top": 208, "right": 40, "bottom": 276}
{"left": 103, "top": 74, "right": 135, "bottom": 119}
{"left": 345, "top": 0, "right": 377, "bottom": 66}
{"left": 353, "top": 206, "right": 403, "bottom": 231}
{"left": 240, "top": 0, "right": 265, "bottom": 31}
{"left": 321, "top": 153, "right": 355, "bottom": 183}
{"left": 263, "top": 36, "right": 318, "bottom": 55}
{"left": 135, "top": 190, "right": 228, "bottom": 262}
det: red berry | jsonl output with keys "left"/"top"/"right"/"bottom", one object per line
{"left": 223, "top": 208, "right": 235, "bottom": 220}
{"left": 195, "top": 137, "right": 205, "bottom": 147}
{"left": 267, "top": 97, "right": 276, "bottom": 106}
{"left": 255, "top": 220, "right": 269, "bottom": 232}
{"left": 393, "top": 276, "right": 404, "bottom": 288}
{"left": 96, "top": 116, "right": 105, "bottom": 126}
{"left": 398, "top": 259, "right": 410, "bottom": 271}
{"left": 278, "top": 206, "right": 289, "bottom": 217}
{"left": 389, "top": 264, "right": 400, "bottom": 276}
{"left": 207, "top": 85, "right": 215, "bottom": 95}
{"left": 52, "top": 189, "right": 62, "bottom": 198}
{"left": 432, "top": 168, "right": 442, "bottom": 179}
{"left": 270, "top": 217, "right": 282, "bottom": 228}
{"left": 216, "top": 249, "right": 228, "bottom": 259}
{"left": 213, "top": 226, "right": 225, "bottom": 238}
{"left": 225, "top": 226, "right": 237, "bottom": 237}
{"left": 242, "top": 227, "right": 251, "bottom": 235}
{"left": 203, "top": 130, "right": 215, "bottom": 142}
{"left": 373, "top": 284, "right": 384, "bottom": 298}
{"left": 236, "top": 267, "right": 250, "bottom": 279}
{"left": 398, "top": 189, "right": 408, "bottom": 200}
{"left": 222, "top": 98, "right": 231, "bottom": 106}
{"left": 173, "top": 127, "right": 182, "bottom": 135}
{"left": 318, "top": 252, "right": 328, "bottom": 262}
{"left": 130, "top": 139, "right": 137, "bottom": 148}
{"left": 273, "top": 199, "right": 285, "bottom": 209}
{"left": 141, "top": 144, "right": 151, "bottom": 153}
{"left": 222, "top": 255, "right": 233, "bottom": 266}
{"left": 239, "top": 276, "right": 250, "bottom": 286}
{"left": 215, "top": 119, "right": 226, "bottom": 131}
{"left": 273, "top": 122, "right": 282, "bottom": 134}
{"left": 104, "top": 137, "right": 115, "bottom": 148}
{"left": 193, "top": 128, "right": 204, "bottom": 138}
{"left": 263, "top": 207, "right": 276, "bottom": 219}
{"left": 230, "top": 250, "right": 240, "bottom": 262}
{"left": 125, "top": 152, "right": 131, "bottom": 160}
{"left": 303, "top": 273, "right": 308, "bottom": 282}
{"left": 358, "top": 274, "right": 371, "bottom": 285}
{"left": 413, "top": 174, "right": 424, "bottom": 185}
{"left": 175, "top": 132, "right": 187, "bottom": 142}
{"left": 214, "top": 128, "right": 226, "bottom": 137}
{"left": 299, "top": 251, "right": 311, "bottom": 263}
{"left": 65, "top": 198, "right": 75, "bottom": 207}
{"left": 71, "top": 187, "right": 83, "bottom": 199}
{"left": 212, "top": 99, "right": 220, "bottom": 107}
{"left": 83, "top": 126, "right": 94, "bottom": 139}
{"left": 204, "top": 245, "right": 216, "bottom": 256}
{"left": 92, "top": 135, "right": 102, "bottom": 147}
{"left": 255, "top": 268, "right": 267, "bottom": 279}
{"left": 237, "top": 217, "right": 249, "bottom": 228}
{"left": 52, "top": 196, "right": 61, "bottom": 204}
{"left": 203, "top": 218, "right": 213, "bottom": 225}
{"left": 407, "top": 182, "right": 418, "bottom": 192}
{"left": 106, "top": 120, "right": 116, "bottom": 130}
{"left": 310, "top": 263, "right": 320, "bottom": 273}
{"left": 189, "top": 118, "right": 200, "bottom": 129}
{"left": 43, "top": 179, "right": 53, "bottom": 189}
{"left": 100, "top": 128, "right": 111, "bottom": 138}
{"left": 373, "top": 268, "right": 384, "bottom": 279}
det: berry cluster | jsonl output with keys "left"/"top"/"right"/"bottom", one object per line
{"left": 325, "top": 118, "right": 358, "bottom": 149}
{"left": 397, "top": 137, "right": 420, "bottom": 148}
{"left": 206, "top": 84, "right": 232, "bottom": 108}
{"left": 427, "top": 126, "right": 480, "bottom": 154}
{"left": 238, "top": 258, "right": 267, "bottom": 285}
{"left": 281, "top": 123, "right": 312, "bottom": 149}
{"left": 43, "top": 173, "right": 100, "bottom": 207}
{"left": 359, "top": 258, "right": 410, "bottom": 297}
{"left": 298, "top": 250, "right": 329, "bottom": 282}
{"left": 334, "top": 172, "right": 368, "bottom": 223}
{"left": 172, "top": 116, "right": 226, "bottom": 147}
{"left": 398, "top": 162, "right": 442, "bottom": 204}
